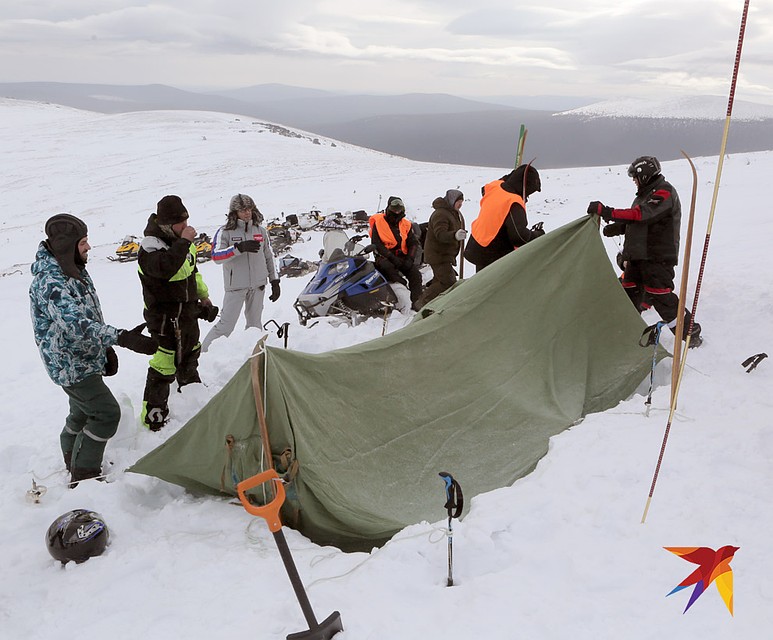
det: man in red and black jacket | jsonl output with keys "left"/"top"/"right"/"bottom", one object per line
{"left": 369, "top": 196, "right": 423, "bottom": 310}
{"left": 588, "top": 156, "right": 702, "bottom": 347}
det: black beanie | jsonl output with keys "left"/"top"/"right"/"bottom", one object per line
{"left": 156, "top": 195, "right": 189, "bottom": 225}
{"left": 44, "top": 214, "right": 88, "bottom": 280}
{"left": 504, "top": 165, "right": 541, "bottom": 197}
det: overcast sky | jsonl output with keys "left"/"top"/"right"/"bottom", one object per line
{"left": 1, "top": 1, "right": 771, "bottom": 105}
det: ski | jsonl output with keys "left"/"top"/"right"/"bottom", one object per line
{"left": 670, "top": 150, "right": 699, "bottom": 405}
{"left": 515, "top": 124, "right": 527, "bottom": 167}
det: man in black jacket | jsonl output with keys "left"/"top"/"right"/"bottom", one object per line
{"left": 588, "top": 156, "right": 702, "bottom": 347}
{"left": 369, "top": 196, "right": 423, "bottom": 310}
{"left": 137, "top": 195, "right": 216, "bottom": 430}
{"left": 464, "top": 164, "right": 544, "bottom": 272}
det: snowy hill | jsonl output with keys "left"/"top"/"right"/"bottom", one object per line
{"left": 557, "top": 96, "right": 773, "bottom": 121}
{"left": 2, "top": 100, "right": 773, "bottom": 639}
{"left": 5, "top": 83, "right": 773, "bottom": 169}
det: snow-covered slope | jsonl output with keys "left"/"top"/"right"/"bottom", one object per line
{"left": 557, "top": 95, "right": 773, "bottom": 121}
{"left": 2, "top": 100, "right": 772, "bottom": 639}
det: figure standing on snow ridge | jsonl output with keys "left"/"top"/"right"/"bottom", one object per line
{"left": 29, "top": 214, "right": 158, "bottom": 487}
{"left": 201, "top": 194, "right": 280, "bottom": 352}
{"left": 137, "top": 195, "right": 217, "bottom": 431}
{"left": 415, "top": 189, "right": 466, "bottom": 310}
{"left": 369, "top": 196, "right": 423, "bottom": 310}
{"left": 587, "top": 155, "right": 702, "bottom": 347}
{"left": 464, "top": 164, "right": 545, "bottom": 272}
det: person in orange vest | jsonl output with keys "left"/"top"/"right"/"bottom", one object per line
{"left": 464, "top": 164, "right": 544, "bottom": 272}
{"left": 369, "top": 196, "right": 423, "bottom": 310}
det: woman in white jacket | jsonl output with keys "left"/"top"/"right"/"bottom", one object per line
{"left": 201, "top": 194, "right": 280, "bottom": 352}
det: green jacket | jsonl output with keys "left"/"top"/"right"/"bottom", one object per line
{"left": 423, "top": 197, "right": 464, "bottom": 265}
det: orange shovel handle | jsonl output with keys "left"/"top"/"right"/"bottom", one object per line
{"left": 236, "top": 469, "right": 286, "bottom": 533}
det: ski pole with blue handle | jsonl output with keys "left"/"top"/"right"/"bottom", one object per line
{"left": 439, "top": 471, "right": 463, "bottom": 587}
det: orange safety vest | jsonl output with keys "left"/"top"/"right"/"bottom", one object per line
{"left": 470, "top": 180, "right": 526, "bottom": 248}
{"left": 369, "top": 213, "right": 412, "bottom": 254}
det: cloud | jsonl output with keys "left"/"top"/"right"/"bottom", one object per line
{"left": 0, "top": 1, "right": 771, "bottom": 104}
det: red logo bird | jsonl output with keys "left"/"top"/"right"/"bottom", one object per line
{"left": 665, "top": 546, "right": 739, "bottom": 615}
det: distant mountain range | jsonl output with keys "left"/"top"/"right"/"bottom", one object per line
{"left": 2, "top": 82, "right": 772, "bottom": 169}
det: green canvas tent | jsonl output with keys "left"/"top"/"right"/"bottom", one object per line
{"left": 130, "top": 216, "right": 662, "bottom": 551}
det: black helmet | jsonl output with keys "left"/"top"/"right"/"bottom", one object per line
{"left": 46, "top": 509, "right": 110, "bottom": 564}
{"left": 627, "top": 156, "right": 661, "bottom": 185}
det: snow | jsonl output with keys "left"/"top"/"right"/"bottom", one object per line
{"left": 557, "top": 95, "right": 773, "bottom": 121}
{"left": 2, "top": 97, "right": 772, "bottom": 639}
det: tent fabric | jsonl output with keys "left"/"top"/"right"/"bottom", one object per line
{"left": 129, "top": 215, "right": 663, "bottom": 551}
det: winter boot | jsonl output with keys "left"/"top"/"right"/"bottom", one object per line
{"left": 685, "top": 322, "right": 703, "bottom": 348}
{"left": 669, "top": 320, "right": 703, "bottom": 348}
{"left": 69, "top": 467, "right": 103, "bottom": 489}
{"left": 142, "top": 403, "right": 169, "bottom": 432}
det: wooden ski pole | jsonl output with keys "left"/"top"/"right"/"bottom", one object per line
{"left": 458, "top": 209, "right": 466, "bottom": 279}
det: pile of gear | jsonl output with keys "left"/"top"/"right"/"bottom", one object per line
{"left": 265, "top": 209, "right": 370, "bottom": 250}
{"left": 278, "top": 254, "right": 318, "bottom": 278}
{"left": 266, "top": 220, "right": 305, "bottom": 255}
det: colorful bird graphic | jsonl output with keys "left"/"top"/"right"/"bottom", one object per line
{"left": 665, "top": 546, "right": 739, "bottom": 615}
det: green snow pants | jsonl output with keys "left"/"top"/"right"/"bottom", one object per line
{"left": 60, "top": 374, "right": 120, "bottom": 472}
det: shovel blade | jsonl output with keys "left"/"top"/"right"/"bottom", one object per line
{"left": 287, "top": 611, "right": 343, "bottom": 640}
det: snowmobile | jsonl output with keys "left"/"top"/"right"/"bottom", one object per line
{"left": 319, "top": 212, "right": 348, "bottom": 231}
{"left": 350, "top": 210, "right": 370, "bottom": 233}
{"left": 294, "top": 230, "right": 406, "bottom": 326}
{"left": 194, "top": 233, "right": 212, "bottom": 262}
{"left": 278, "top": 254, "right": 317, "bottom": 278}
{"left": 269, "top": 225, "right": 302, "bottom": 255}
{"left": 296, "top": 210, "right": 323, "bottom": 231}
{"left": 109, "top": 235, "right": 140, "bottom": 262}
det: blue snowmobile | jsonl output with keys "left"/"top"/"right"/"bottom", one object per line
{"left": 294, "top": 230, "right": 400, "bottom": 326}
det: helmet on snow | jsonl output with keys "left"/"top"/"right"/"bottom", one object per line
{"left": 627, "top": 156, "right": 661, "bottom": 185}
{"left": 46, "top": 509, "right": 110, "bottom": 564}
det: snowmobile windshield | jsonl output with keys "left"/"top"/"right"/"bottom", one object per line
{"left": 321, "top": 230, "right": 350, "bottom": 261}
{"left": 326, "top": 248, "right": 347, "bottom": 262}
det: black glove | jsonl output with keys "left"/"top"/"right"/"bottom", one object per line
{"left": 269, "top": 280, "right": 281, "bottom": 302}
{"left": 603, "top": 221, "right": 626, "bottom": 237}
{"left": 587, "top": 201, "right": 614, "bottom": 221}
{"left": 117, "top": 323, "right": 158, "bottom": 355}
{"left": 530, "top": 225, "right": 545, "bottom": 239}
{"left": 197, "top": 302, "right": 219, "bottom": 322}
{"left": 235, "top": 239, "right": 261, "bottom": 253}
{"left": 104, "top": 346, "right": 119, "bottom": 376}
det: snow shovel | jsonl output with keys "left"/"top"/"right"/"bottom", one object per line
{"left": 237, "top": 469, "right": 343, "bottom": 640}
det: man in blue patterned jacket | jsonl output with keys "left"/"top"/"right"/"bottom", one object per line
{"left": 30, "top": 214, "right": 157, "bottom": 487}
